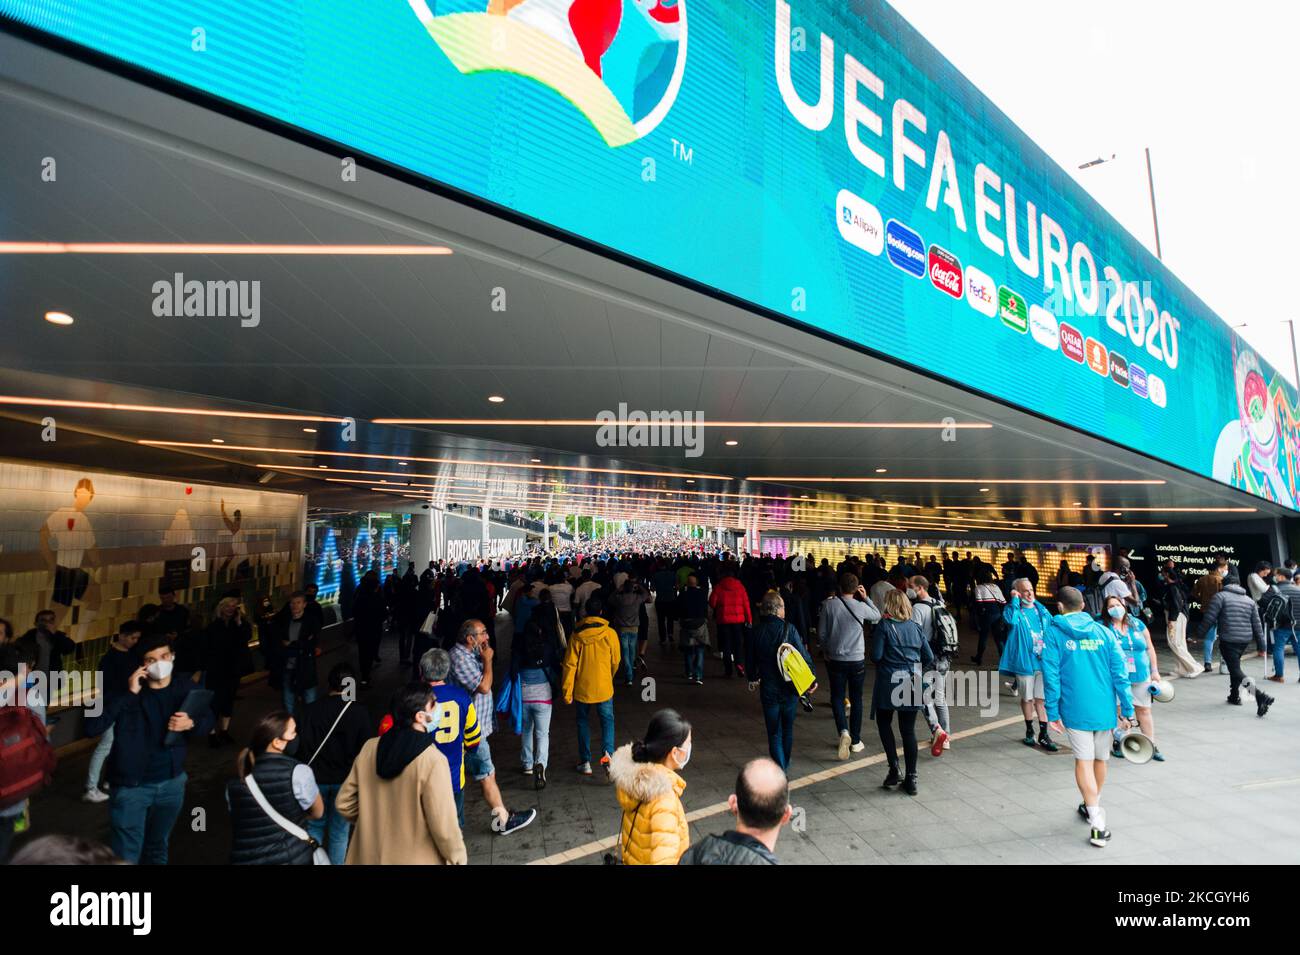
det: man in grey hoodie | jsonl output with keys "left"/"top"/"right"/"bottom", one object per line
{"left": 1197, "top": 571, "right": 1272, "bottom": 715}
{"left": 818, "top": 573, "right": 881, "bottom": 760}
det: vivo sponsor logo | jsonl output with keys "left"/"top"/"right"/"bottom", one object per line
{"left": 1130, "top": 363, "right": 1150, "bottom": 399}
{"left": 1147, "top": 373, "right": 1168, "bottom": 408}
{"left": 927, "top": 245, "right": 963, "bottom": 299}
{"left": 50, "top": 885, "right": 152, "bottom": 935}
{"left": 964, "top": 265, "right": 997, "bottom": 317}
{"left": 835, "top": 189, "right": 884, "bottom": 255}
{"left": 151, "top": 272, "right": 260, "bottom": 327}
{"left": 1028, "top": 304, "right": 1059, "bottom": 351}
{"left": 884, "top": 219, "right": 925, "bottom": 277}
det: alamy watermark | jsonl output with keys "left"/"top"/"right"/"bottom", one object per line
{"left": 151, "top": 272, "right": 260, "bottom": 327}
{"left": 596, "top": 403, "right": 703, "bottom": 458}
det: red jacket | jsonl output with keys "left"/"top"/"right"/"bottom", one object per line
{"left": 709, "top": 576, "right": 753, "bottom": 625}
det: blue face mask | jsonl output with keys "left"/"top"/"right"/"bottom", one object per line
{"left": 1107, "top": 606, "right": 1125, "bottom": 621}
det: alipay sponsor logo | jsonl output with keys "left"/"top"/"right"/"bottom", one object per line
{"left": 1130, "top": 362, "right": 1150, "bottom": 399}
{"left": 965, "top": 265, "right": 997, "bottom": 317}
{"left": 1028, "top": 304, "right": 1059, "bottom": 350}
{"left": 927, "top": 245, "right": 963, "bottom": 299}
{"left": 884, "top": 219, "right": 925, "bottom": 277}
{"left": 835, "top": 189, "right": 884, "bottom": 255}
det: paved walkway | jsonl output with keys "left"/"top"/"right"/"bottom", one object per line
{"left": 27, "top": 609, "right": 1300, "bottom": 865}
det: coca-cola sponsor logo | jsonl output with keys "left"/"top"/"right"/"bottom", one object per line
{"left": 1060, "top": 323, "right": 1085, "bottom": 363}
{"left": 928, "top": 245, "right": 963, "bottom": 299}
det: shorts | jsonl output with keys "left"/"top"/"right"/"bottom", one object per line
{"left": 1066, "top": 728, "right": 1113, "bottom": 761}
{"left": 464, "top": 735, "right": 495, "bottom": 781}
{"left": 1130, "top": 681, "right": 1153, "bottom": 707}
{"left": 52, "top": 565, "right": 90, "bottom": 607}
{"left": 1016, "top": 671, "right": 1044, "bottom": 702}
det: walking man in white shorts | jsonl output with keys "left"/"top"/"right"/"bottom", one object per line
{"left": 1041, "top": 586, "right": 1136, "bottom": 848}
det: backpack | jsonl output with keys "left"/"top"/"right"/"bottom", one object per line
{"left": 1260, "top": 591, "right": 1293, "bottom": 629}
{"left": 925, "top": 601, "right": 960, "bottom": 658}
{"left": 1083, "top": 587, "right": 1105, "bottom": 620}
{"left": 0, "top": 706, "right": 56, "bottom": 811}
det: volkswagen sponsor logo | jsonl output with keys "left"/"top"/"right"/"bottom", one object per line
{"left": 928, "top": 245, "right": 963, "bottom": 298}
{"left": 835, "top": 189, "right": 884, "bottom": 256}
{"left": 1028, "top": 304, "right": 1059, "bottom": 350}
{"left": 1147, "top": 372, "right": 1167, "bottom": 408}
{"left": 885, "top": 219, "right": 926, "bottom": 277}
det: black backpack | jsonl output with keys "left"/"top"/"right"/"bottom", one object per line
{"left": 1083, "top": 587, "right": 1105, "bottom": 620}
{"left": 1260, "top": 591, "right": 1292, "bottom": 629}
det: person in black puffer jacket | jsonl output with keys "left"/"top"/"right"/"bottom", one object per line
{"left": 680, "top": 758, "right": 789, "bottom": 866}
{"left": 1196, "top": 572, "right": 1268, "bottom": 712}
{"left": 226, "top": 711, "right": 324, "bottom": 865}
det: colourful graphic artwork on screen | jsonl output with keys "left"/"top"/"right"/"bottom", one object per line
{"left": 407, "top": 0, "right": 686, "bottom": 146}
{"left": 1214, "top": 343, "right": 1300, "bottom": 508}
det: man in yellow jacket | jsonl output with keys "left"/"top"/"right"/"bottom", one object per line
{"left": 562, "top": 594, "right": 621, "bottom": 777}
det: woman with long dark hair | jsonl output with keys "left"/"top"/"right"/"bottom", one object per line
{"left": 607, "top": 709, "right": 692, "bottom": 865}
{"left": 226, "top": 711, "right": 323, "bottom": 865}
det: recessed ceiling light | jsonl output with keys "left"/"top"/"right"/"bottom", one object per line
{"left": 318, "top": 465, "right": 328, "bottom": 469}
{"left": 44, "top": 311, "right": 74, "bottom": 326}
{"left": 1113, "top": 512, "right": 1123, "bottom": 516}
{"left": 725, "top": 439, "right": 739, "bottom": 447}
{"left": 686, "top": 479, "right": 695, "bottom": 483}
{"left": 979, "top": 487, "right": 990, "bottom": 492}
{"left": 875, "top": 468, "right": 888, "bottom": 473}
{"left": 488, "top": 395, "right": 505, "bottom": 404}
{"left": 1072, "top": 501, "right": 1082, "bottom": 506}
{"left": 302, "top": 427, "right": 317, "bottom": 434}
{"left": 398, "top": 461, "right": 408, "bottom": 466}
{"left": 530, "top": 458, "right": 541, "bottom": 463}
{"left": 211, "top": 438, "right": 224, "bottom": 444}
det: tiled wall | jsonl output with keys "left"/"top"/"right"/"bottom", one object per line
{"left": 0, "top": 460, "right": 304, "bottom": 668}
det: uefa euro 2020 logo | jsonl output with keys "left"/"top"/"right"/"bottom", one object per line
{"left": 407, "top": 0, "right": 687, "bottom": 147}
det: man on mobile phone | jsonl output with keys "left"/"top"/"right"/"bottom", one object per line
{"left": 84, "top": 633, "right": 214, "bottom": 864}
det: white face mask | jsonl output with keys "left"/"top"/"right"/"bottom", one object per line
{"left": 146, "top": 659, "right": 174, "bottom": 681}
{"left": 422, "top": 707, "right": 439, "bottom": 734}
{"left": 674, "top": 742, "right": 692, "bottom": 770}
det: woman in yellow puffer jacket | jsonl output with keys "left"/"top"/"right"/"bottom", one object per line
{"left": 609, "top": 709, "right": 692, "bottom": 865}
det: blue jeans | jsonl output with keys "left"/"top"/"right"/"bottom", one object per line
{"left": 108, "top": 773, "right": 187, "bottom": 865}
{"left": 826, "top": 659, "right": 866, "bottom": 743}
{"left": 1203, "top": 625, "right": 1218, "bottom": 664}
{"left": 454, "top": 787, "right": 464, "bottom": 828}
{"left": 85, "top": 725, "right": 114, "bottom": 791}
{"left": 521, "top": 699, "right": 552, "bottom": 769}
{"left": 575, "top": 698, "right": 615, "bottom": 764}
{"left": 1272, "top": 628, "right": 1298, "bottom": 676}
{"left": 283, "top": 683, "right": 318, "bottom": 716}
{"left": 306, "top": 783, "right": 350, "bottom": 866}
{"left": 684, "top": 646, "right": 705, "bottom": 681}
{"left": 618, "top": 630, "right": 638, "bottom": 683}
{"left": 761, "top": 693, "right": 798, "bottom": 770}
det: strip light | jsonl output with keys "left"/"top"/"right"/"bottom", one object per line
{"left": 750, "top": 477, "right": 1166, "bottom": 485}
{"left": 0, "top": 242, "right": 452, "bottom": 255}
{"left": 0, "top": 396, "right": 345, "bottom": 422}
{"left": 373, "top": 417, "right": 993, "bottom": 429}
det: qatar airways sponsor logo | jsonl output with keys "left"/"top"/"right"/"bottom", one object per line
{"left": 1028, "top": 304, "right": 1059, "bottom": 351}
{"left": 928, "top": 245, "right": 962, "bottom": 298}
{"left": 835, "top": 189, "right": 884, "bottom": 255}
{"left": 964, "top": 266, "right": 996, "bottom": 317}
{"left": 885, "top": 219, "right": 925, "bottom": 277}
{"left": 1059, "top": 323, "right": 1085, "bottom": 363}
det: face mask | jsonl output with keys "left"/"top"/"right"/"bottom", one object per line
{"left": 906, "top": 588, "right": 917, "bottom": 599}
{"left": 674, "top": 742, "right": 692, "bottom": 770}
{"left": 146, "top": 659, "right": 174, "bottom": 681}
{"left": 422, "top": 709, "right": 439, "bottom": 734}
{"left": 281, "top": 737, "right": 300, "bottom": 758}
{"left": 1107, "top": 606, "right": 1125, "bottom": 621}
{"left": 1219, "top": 568, "right": 1229, "bottom": 578}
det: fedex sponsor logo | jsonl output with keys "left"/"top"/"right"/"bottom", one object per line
{"left": 835, "top": 189, "right": 884, "bottom": 256}
{"left": 1130, "top": 363, "right": 1149, "bottom": 399}
{"left": 885, "top": 219, "right": 925, "bottom": 277}
{"left": 1147, "top": 373, "right": 1167, "bottom": 408}
{"left": 1028, "top": 304, "right": 1059, "bottom": 351}
{"left": 965, "top": 266, "right": 997, "bottom": 317}
{"left": 1060, "top": 323, "right": 1085, "bottom": 363}
{"left": 1085, "top": 337, "right": 1109, "bottom": 376}
{"left": 928, "top": 245, "right": 963, "bottom": 298}
{"left": 1109, "top": 352, "right": 1130, "bottom": 388}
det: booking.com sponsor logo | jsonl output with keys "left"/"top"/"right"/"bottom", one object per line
{"left": 885, "top": 219, "right": 925, "bottom": 277}
{"left": 928, "top": 245, "right": 963, "bottom": 299}
{"left": 835, "top": 189, "right": 884, "bottom": 256}
{"left": 965, "top": 265, "right": 996, "bottom": 317}
{"left": 1028, "top": 304, "right": 1059, "bottom": 351}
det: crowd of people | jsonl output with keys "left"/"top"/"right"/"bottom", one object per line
{"left": 0, "top": 541, "right": 1291, "bottom": 865}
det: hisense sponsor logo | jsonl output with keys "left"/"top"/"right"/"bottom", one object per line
{"left": 1028, "top": 304, "right": 1059, "bottom": 350}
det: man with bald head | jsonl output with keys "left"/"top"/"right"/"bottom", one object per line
{"left": 678, "top": 758, "right": 790, "bottom": 865}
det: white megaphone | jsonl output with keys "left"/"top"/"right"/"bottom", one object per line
{"left": 1148, "top": 680, "right": 1175, "bottom": 703}
{"left": 1113, "top": 728, "right": 1156, "bottom": 765}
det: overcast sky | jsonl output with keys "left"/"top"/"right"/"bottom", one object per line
{"left": 887, "top": 0, "right": 1300, "bottom": 386}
